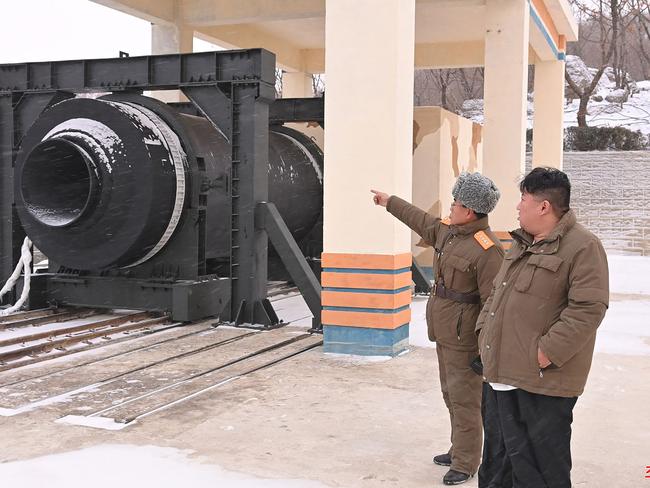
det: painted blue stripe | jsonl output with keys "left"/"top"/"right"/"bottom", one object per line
{"left": 322, "top": 267, "right": 411, "bottom": 275}
{"left": 323, "top": 286, "right": 412, "bottom": 295}
{"left": 323, "top": 323, "right": 410, "bottom": 356}
{"left": 528, "top": 0, "right": 565, "bottom": 61}
{"left": 323, "top": 304, "right": 410, "bottom": 314}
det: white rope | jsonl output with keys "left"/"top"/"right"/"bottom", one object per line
{"left": 0, "top": 237, "right": 33, "bottom": 317}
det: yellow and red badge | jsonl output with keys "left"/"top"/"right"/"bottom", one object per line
{"left": 474, "top": 230, "right": 495, "bottom": 250}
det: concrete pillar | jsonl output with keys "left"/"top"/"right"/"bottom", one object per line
{"left": 482, "top": 0, "right": 530, "bottom": 231}
{"left": 282, "top": 71, "right": 314, "bottom": 98}
{"left": 151, "top": 23, "right": 193, "bottom": 103}
{"left": 533, "top": 59, "right": 565, "bottom": 169}
{"left": 322, "top": 0, "right": 415, "bottom": 356}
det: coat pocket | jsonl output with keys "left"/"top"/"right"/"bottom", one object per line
{"left": 514, "top": 255, "right": 563, "bottom": 298}
{"left": 444, "top": 255, "right": 472, "bottom": 290}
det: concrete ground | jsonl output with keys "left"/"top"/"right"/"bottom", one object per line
{"left": 0, "top": 289, "right": 649, "bottom": 487}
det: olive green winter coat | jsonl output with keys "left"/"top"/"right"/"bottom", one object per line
{"left": 476, "top": 209, "right": 609, "bottom": 397}
{"left": 387, "top": 196, "right": 504, "bottom": 351}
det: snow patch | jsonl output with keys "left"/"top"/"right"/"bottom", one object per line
{"left": 56, "top": 415, "right": 130, "bottom": 431}
{"left": 0, "top": 444, "right": 329, "bottom": 487}
{"left": 42, "top": 118, "right": 120, "bottom": 174}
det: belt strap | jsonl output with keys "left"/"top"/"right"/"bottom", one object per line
{"left": 433, "top": 283, "right": 480, "bottom": 305}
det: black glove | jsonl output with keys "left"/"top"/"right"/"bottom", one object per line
{"left": 470, "top": 355, "right": 483, "bottom": 376}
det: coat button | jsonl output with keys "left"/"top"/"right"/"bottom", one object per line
{"left": 502, "top": 281, "right": 507, "bottom": 286}
{"left": 482, "top": 376, "right": 487, "bottom": 381}
{"left": 486, "top": 345, "right": 491, "bottom": 349}
{"left": 490, "top": 312, "right": 495, "bottom": 317}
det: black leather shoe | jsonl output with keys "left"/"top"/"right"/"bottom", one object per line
{"left": 432, "top": 453, "right": 452, "bottom": 466}
{"left": 442, "top": 469, "right": 472, "bottom": 485}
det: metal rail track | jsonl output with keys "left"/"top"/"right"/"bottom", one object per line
{"left": 0, "top": 323, "right": 218, "bottom": 388}
{"left": 61, "top": 333, "right": 323, "bottom": 427}
{"left": 0, "top": 312, "right": 174, "bottom": 369}
{"left": 0, "top": 308, "right": 98, "bottom": 331}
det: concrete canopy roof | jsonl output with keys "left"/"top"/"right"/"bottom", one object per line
{"left": 92, "top": 0, "right": 578, "bottom": 72}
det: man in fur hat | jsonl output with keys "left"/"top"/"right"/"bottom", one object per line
{"left": 372, "top": 172, "right": 504, "bottom": 486}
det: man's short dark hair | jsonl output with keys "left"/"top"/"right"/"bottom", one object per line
{"left": 519, "top": 167, "right": 571, "bottom": 217}
{"left": 474, "top": 212, "right": 488, "bottom": 219}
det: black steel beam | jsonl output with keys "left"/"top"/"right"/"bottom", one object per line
{"left": 257, "top": 202, "right": 321, "bottom": 329}
{"left": 411, "top": 261, "right": 432, "bottom": 294}
{"left": 0, "top": 49, "right": 276, "bottom": 93}
{"left": 228, "top": 81, "right": 277, "bottom": 326}
{"left": 42, "top": 274, "right": 231, "bottom": 322}
{"left": 269, "top": 97, "right": 324, "bottom": 126}
{"left": 0, "top": 93, "right": 13, "bottom": 304}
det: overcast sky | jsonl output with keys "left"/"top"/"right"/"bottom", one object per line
{"left": 0, "top": 0, "right": 219, "bottom": 65}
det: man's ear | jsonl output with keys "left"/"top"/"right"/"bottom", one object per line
{"left": 540, "top": 200, "right": 552, "bottom": 215}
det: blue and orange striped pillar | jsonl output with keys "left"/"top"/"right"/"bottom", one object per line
{"left": 321, "top": 253, "right": 412, "bottom": 356}
{"left": 322, "top": 0, "right": 415, "bottom": 355}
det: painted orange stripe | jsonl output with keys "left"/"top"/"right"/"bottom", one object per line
{"left": 322, "top": 308, "right": 411, "bottom": 330}
{"left": 321, "top": 272, "right": 412, "bottom": 290}
{"left": 558, "top": 35, "right": 566, "bottom": 52}
{"left": 531, "top": 0, "right": 561, "bottom": 50}
{"left": 322, "top": 290, "right": 412, "bottom": 309}
{"left": 321, "top": 253, "right": 412, "bottom": 270}
{"left": 494, "top": 231, "right": 513, "bottom": 251}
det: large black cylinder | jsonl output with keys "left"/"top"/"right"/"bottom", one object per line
{"left": 14, "top": 96, "right": 323, "bottom": 272}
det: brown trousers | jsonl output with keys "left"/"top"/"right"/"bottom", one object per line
{"left": 436, "top": 344, "right": 483, "bottom": 475}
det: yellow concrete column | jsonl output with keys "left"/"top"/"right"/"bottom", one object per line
{"left": 323, "top": 0, "right": 415, "bottom": 355}
{"left": 532, "top": 59, "right": 565, "bottom": 169}
{"left": 482, "top": 0, "right": 530, "bottom": 230}
{"left": 282, "top": 71, "right": 314, "bottom": 98}
{"left": 151, "top": 23, "right": 193, "bottom": 103}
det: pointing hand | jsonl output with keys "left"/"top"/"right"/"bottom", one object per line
{"left": 371, "top": 189, "right": 389, "bottom": 207}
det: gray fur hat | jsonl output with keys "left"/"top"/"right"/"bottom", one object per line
{"left": 452, "top": 172, "right": 500, "bottom": 214}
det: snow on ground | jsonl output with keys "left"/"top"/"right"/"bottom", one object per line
{"left": 607, "top": 254, "right": 650, "bottom": 296}
{"left": 460, "top": 61, "right": 650, "bottom": 136}
{"left": 563, "top": 85, "right": 650, "bottom": 135}
{"left": 409, "top": 253, "right": 650, "bottom": 355}
{"left": 0, "top": 444, "right": 328, "bottom": 488}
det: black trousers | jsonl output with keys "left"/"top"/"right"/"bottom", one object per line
{"left": 479, "top": 384, "right": 578, "bottom": 488}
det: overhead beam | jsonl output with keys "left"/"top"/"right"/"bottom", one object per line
{"left": 90, "top": 0, "right": 176, "bottom": 24}
{"left": 417, "top": 0, "right": 485, "bottom": 5}
{"left": 415, "top": 41, "right": 484, "bottom": 69}
{"left": 179, "top": 0, "right": 486, "bottom": 26}
{"left": 545, "top": 0, "right": 578, "bottom": 42}
{"left": 297, "top": 42, "right": 541, "bottom": 73}
{"left": 179, "top": 0, "right": 325, "bottom": 26}
{"left": 196, "top": 25, "right": 304, "bottom": 71}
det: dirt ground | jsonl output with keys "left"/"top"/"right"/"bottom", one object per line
{"left": 0, "top": 321, "right": 649, "bottom": 487}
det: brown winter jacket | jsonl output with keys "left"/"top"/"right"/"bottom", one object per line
{"left": 476, "top": 209, "right": 609, "bottom": 397}
{"left": 387, "top": 196, "right": 504, "bottom": 351}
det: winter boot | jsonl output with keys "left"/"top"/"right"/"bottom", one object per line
{"left": 433, "top": 453, "right": 452, "bottom": 466}
{"left": 442, "top": 469, "right": 472, "bottom": 485}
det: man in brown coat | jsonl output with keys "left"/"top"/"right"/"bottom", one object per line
{"left": 476, "top": 167, "right": 609, "bottom": 488}
{"left": 372, "top": 172, "right": 504, "bottom": 485}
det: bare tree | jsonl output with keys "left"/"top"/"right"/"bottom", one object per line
{"left": 633, "top": 0, "right": 650, "bottom": 78}
{"left": 311, "top": 74, "right": 325, "bottom": 97}
{"left": 566, "top": 0, "right": 625, "bottom": 126}
{"left": 456, "top": 68, "right": 484, "bottom": 101}
{"left": 275, "top": 69, "right": 283, "bottom": 98}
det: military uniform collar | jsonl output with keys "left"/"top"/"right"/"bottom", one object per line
{"left": 450, "top": 216, "right": 490, "bottom": 236}
{"left": 509, "top": 209, "right": 576, "bottom": 254}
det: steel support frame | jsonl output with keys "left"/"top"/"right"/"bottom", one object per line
{"left": 257, "top": 202, "right": 322, "bottom": 330}
{"left": 0, "top": 50, "right": 290, "bottom": 324}
{"left": 411, "top": 261, "right": 432, "bottom": 295}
